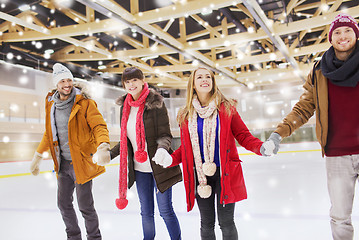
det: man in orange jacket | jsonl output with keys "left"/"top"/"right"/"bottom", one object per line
{"left": 30, "top": 63, "right": 110, "bottom": 240}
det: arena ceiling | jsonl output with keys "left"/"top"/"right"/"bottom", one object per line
{"left": 0, "top": 0, "right": 358, "bottom": 89}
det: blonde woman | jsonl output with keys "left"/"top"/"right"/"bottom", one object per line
{"left": 155, "top": 67, "right": 271, "bottom": 240}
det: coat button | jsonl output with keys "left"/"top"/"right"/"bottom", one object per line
{"left": 227, "top": 149, "right": 230, "bottom": 152}
{"left": 224, "top": 195, "right": 228, "bottom": 199}
{"left": 224, "top": 173, "right": 229, "bottom": 176}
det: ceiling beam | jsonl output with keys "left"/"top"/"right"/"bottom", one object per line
{"left": 0, "top": 11, "right": 50, "bottom": 35}
{"left": 134, "top": 0, "right": 243, "bottom": 25}
{"left": 76, "top": 0, "right": 247, "bottom": 86}
{"left": 241, "top": 0, "right": 304, "bottom": 81}
{"left": 1, "top": 19, "right": 127, "bottom": 42}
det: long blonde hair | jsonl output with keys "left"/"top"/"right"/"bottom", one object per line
{"left": 177, "top": 67, "right": 236, "bottom": 125}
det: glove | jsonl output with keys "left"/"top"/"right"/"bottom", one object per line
{"left": 30, "top": 152, "right": 43, "bottom": 176}
{"left": 94, "top": 143, "right": 111, "bottom": 166}
{"left": 152, "top": 148, "right": 172, "bottom": 168}
{"left": 260, "top": 132, "right": 281, "bottom": 156}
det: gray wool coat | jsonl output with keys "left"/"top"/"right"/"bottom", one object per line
{"left": 110, "top": 89, "right": 182, "bottom": 193}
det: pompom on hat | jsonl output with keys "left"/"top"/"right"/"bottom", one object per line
{"left": 52, "top": 63, "right": 73, "bottom": 86}
{"left": 329, "top": 13, "right": 359, "bottom": 42}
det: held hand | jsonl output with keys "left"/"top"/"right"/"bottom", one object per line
{"left": 152, "top": 148, "right": 172, "bottom": 168}
{"left": 260, "top": 132, "right": 281, "bottom": 156}
{"left": 95, "top": 143, "right": 111, "bottom": 166}
{"left": 30, "top": 152, "right": 43, "bottom": 176}
{"left": 260, "top": 141, "right": 275, "bottom": 156}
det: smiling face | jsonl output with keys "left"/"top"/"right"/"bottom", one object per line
{"left": 194, "top": 68, "right": 213, "bottom": 97}
{"left": 57, "top": 78, "right": 73, "bottom": 100}
{"left": 331, "top": 26, "right": 357, "bottom": 60}
{"left": 124, "top": 78, "right": 145, "bottom": 100}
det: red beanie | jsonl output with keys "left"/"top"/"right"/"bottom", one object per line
{"left": 329, "top": 13, "right": 359, "bottom": 43}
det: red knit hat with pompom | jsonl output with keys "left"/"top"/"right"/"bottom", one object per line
{"left": 329, "top": 13, "right": 359, "bottom": 42}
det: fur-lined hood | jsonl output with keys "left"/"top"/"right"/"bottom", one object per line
{"left": 48, "top": 82, "right": 91, "bottom": 101}
{"left": 115, "top": 88, "right": 164, "bottom": 110}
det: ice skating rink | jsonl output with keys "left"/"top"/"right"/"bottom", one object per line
{"left": 1, "top": 142, "right": 359, "bottom": 240}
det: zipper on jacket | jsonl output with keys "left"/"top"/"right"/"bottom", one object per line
{"left": 222, "top": 148, "right": 230, "bottom": 207}
{"left": 313, "top": 71, "right": 324, "bottom": 149}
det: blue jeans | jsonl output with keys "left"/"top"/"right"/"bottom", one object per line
{"left": 135, "top": 171, "right": 181, "bottom": 240}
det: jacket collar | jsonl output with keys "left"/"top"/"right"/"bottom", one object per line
{"left": 47, "top": 83, "right": 90, "bottom": 104}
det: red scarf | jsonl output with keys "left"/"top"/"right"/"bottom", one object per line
{"left": 116, "top": 82, "right": 150, "bottom": 210}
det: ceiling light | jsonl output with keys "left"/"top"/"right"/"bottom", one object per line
{"left": 269, "top": 53, "right": 276, "bottom": 60}
{"left": 98, "top": 65, "right": 106, "bottom": 70}
{"left": 44, "top": 49, "right": 54, "bottom": 55}
{"left": 19, "top": 4, "right": 30, "bottom": 12}
{"left": 192, "top": 60, "right": 199, "bottom": 66}
{"left": 35, "top": 42, "right": 43, "bottom": 49}
{"left": 201, "top": 8, "right": 212, "bottom": 15}
{"left": 54, "top": 0, "right": 73, "bottom": 8}
{"left": 237, "top": 53, "right": 244, "bottom": 60}
{"left": 321, "top": 4, "right": 329, "bottom": 12}
{"left": 6, "top": 52, "right": 14, "bottom": 60}
{"left": 2, "top": 136, "right": 10, "bottom": 143}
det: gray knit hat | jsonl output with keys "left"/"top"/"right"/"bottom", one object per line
{"left": 52, "top": 63, "right": 73, "bottom": 86}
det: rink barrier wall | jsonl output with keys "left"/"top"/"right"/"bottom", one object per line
{"left": 0, "top": 147, "right": 321, "bottom": 179}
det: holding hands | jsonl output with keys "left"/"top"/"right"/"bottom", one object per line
{"left": 93, "top": 142, "right": 111, "bottom": 166}
{"left": 260, "top": 132, "right": 281, "bottom": 156}
{"left": 152, "top": 148, "right": 172, "bottom": 168}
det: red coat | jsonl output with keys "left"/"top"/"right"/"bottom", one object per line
{"left": 171, "top": 104, "right": 263, "bottom": 212}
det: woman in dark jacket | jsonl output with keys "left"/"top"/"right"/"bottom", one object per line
{"left": 110, "top": 67, "right": 182, "bottom": 240}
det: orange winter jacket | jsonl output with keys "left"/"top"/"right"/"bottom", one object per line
{"left": 36, "top": 87, "right": 109, "bottom": 184}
